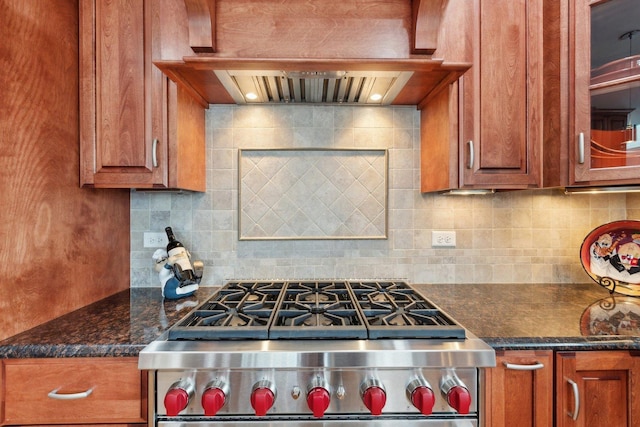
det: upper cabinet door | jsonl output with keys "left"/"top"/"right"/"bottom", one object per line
{"left": 80, "top": 0, "right": 206, "bottom": 191}
{"left": 571, "top": 0, "right": 640, "bottom": 186}
{"left": 80, "top": 0, "right": 165, "bottom": 188}
{"left": 459, "top": 0, "right": 543, "bottom": 189}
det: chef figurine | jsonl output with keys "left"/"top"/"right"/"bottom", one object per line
{"left": 152, "top": 248, "right": 202, "bottom": 299}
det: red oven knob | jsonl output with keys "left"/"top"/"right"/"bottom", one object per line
{"left": 251, "top": 380, "right": 276, "bottom": 416}
{"left": 362, "top": 386, "right": 386, "bottom": 415}
{"left": 446, "top": 385, "right": 471, "bottom": 414}
{"left": 202, "top": 387, "right": 226, "bottom": 416}
{"left": 360, "top": 378, "right": 386, "bottom": 416}
{"left": 411, "top": 386, "right": 436, "bottom": 415}
{"left": 307, "top": 387, "right": 331, "bottom": 417}
{"left": 406, "top": 377, "right": 436, "bottom": 416}
{"left": 440, "top": 371, "right": 472, "bottom": 415}
{"left": 164, "top": 378, "right": 195, "bottom": 416}
{"left": 165, "top": 389, "right": 189, "bottom": 416}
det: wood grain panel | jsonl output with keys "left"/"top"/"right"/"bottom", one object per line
{"left": 168, "top": 78, "right": 206, "bottom": 191}
{"left": 412, "top": 0, "right": 446, "bottom": 54}
{"left": 432, "top": 0, "right": 473, "bottom": 62}
{"left": 484, "top": 350, "right": 553, "bottom": 427}
{"left": 96, "top": 0, "right": 146, "bottom": 168}
{"left": 421, "top": 82, "right": 458, "bottom": 191}
{"left": 214, "top": 0, "right": 412, "bottom": 58}
{"left": 557, "top": 351, "right": 640, "bottom": 427}
{"left": 2, "top": 358, "right": 146, "bottom": 424}
{"left": 0, "top": 0, "right": 130, "bottom": 341}
{"left": 82, "top": 0, "right": 207, "bottom": 190}
{"left": 458, "top": 0, "right": 543, "bottom": 189}
{"left": 479, "top": 0, "right": 527, "bottom": 169}
{"left": 570, "top": 0, "right": 592, "bottom": 184}
{"left": 542, "top": 0, "right": 567, "bottom": 188}
{"left": 157, "top": 0, "right": 198, "bottom": 60}
{"left": 184, "top": 0, "right": 216, "bottom": 53}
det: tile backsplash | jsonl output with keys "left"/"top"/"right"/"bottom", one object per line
{"left": 130, "top": 104, "right": 630, "bottom": 287}
{"left": 239, "top": 148, "right": 387, "bottom": 240}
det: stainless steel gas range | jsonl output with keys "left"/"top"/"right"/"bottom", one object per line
{"left": 139, "top": 280, "right": 495, "bottom": 426}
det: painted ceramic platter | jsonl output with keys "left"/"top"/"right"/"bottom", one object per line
{"left": 580, "top": 296, "right": 640, "bottom": 336}
{"left": 580, "top": 220, "right": 640, "bottom": 296}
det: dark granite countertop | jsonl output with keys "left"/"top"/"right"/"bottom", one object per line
{"left": 1, "top": 283, "right": 639, "bottom": 359}
{"left": 0, "top": 287, "right": 219, "bottom": 358}
{"left": 415, "top": 283, "right": 640, "bottom": 351}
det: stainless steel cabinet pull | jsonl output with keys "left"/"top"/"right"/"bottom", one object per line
{"left": 503, "top": 361, "right": 544, "bottom": 371}
{"left": 467, "top": 140, "right": 474, "bottom": 169}
{"left": 47, "top": 387, "right": 93, "bottom": 400}
{"left": 567, "top": 378, "right": 580, "bottom": 421}
{"left": 578, "top": 133, "right": 585, "bottom": 164}
{"left": 152, "top": 138, "right": 159, "bottom": 168}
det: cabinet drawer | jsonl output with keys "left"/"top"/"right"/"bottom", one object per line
{"left": 1, "top": 357, "right": 146, "bottom": 425}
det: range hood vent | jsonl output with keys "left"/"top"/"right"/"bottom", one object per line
{"left": 157, "top": 0, "right": 469, "bottom": 108}
{"left": 214, "top": 70, "right": 414, "bottom": 105}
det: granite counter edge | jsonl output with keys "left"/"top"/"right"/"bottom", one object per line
{"left": 3, "top": 337, "right": 640, "bottom": 359}
{"left": 0, "top": 343, "right": 148, "bottom": 359}
{"left": 484, "top": 336, "right": 640, "bottom": 351}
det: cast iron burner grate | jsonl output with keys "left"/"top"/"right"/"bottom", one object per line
{"left": 168, "top": 281, "right": 284, "bottom": 340}
{"left": 168, "top": 280, "right": 465, "bottom": 341}
{"left": 269, "top": 281, "right": 367, "bottom": 339}
{"left": 349, "top": 281, "right": 466, "bottom": 339}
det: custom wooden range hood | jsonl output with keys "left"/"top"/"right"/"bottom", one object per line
{"left": 160, "top": 0, "right": 470, "bottom": 108}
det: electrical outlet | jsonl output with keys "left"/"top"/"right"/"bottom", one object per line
{"left": 144, "top": 232, "right": 168, "bottom": 248}
{"left": 432, "top": 230, "right": 456, "bottom": 248}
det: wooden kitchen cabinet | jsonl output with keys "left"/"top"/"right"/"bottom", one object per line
{"left": 80, "top": 0, "right": 205, "bottom": 191}
{"left": 556, "top": 350, "right": 640, "bottom": 427}
{"left": 484, "top": 349, "right": 640, "bottom": 426}
{"left": 421, "top": 0, "right": 544, "bottom": 191}
{"left": 482, "top": 350, "right": 553, "bottom": 427}
{"left": 569, "top": 0, "right": 640, "bottom": 186}
{"left": 0, "top": 357, "right": 146, "bottom": 426}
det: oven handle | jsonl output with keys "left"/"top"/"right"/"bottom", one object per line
{"left": 566, "top": 378, "right": 580, "bottom": 421}
{"left": 502, "top": 361, "right": 545, "bottom": 371}
{"left": 47, "top": 387, "right": 94, "bottom": 400}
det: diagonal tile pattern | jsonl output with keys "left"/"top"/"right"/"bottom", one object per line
{"left": 239, "top": 149, "right": 387, "bottom": 239}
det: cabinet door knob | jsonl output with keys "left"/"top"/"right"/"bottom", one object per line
{"left": 578, "top": 133, "right": 585, "bottom": 164}
{"left": 152, "top": 138, "right": 159, "bottom": 168}
{"left": 566, "top": 378, "right": 580, "bottom": 421}
{"left": 467, "top": 140, "right": 474, "bottom": 169}
{"left": 503, "top": 361, "right": 544, "bottom": 370}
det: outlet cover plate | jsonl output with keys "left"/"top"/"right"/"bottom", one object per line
{"left": 144, "top": 232, "right": 168, "bottom": 248}
{"left": 432, "top": 230, "right": 456, "bottom": 248}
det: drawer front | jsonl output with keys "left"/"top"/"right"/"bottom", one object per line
{"left": 2, "top": 357, "right": 146, "bottom": 425}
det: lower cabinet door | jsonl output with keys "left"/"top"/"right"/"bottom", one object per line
{"left": 556, "top": 351, "right": 640, "bottom": 427}
{"left": 483, "top": 350, "right": 553, "bottom": 427}
{"left": 1, "top": 357, "right": 146, "bottom": 425}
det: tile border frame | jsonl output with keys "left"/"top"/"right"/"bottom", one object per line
{"left": 238, "top": 147, "right": 389, "bottom": 241}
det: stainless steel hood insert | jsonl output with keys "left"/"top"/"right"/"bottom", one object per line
{"left": 214, "top": 69, "right": 414, "bottom": 105}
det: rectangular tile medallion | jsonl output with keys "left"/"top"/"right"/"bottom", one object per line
{"left": 239, "top": 149, "right": 388, "bottom": 240}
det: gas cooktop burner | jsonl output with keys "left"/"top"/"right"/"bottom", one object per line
{"left": 168, "top": 281, "right": 465, "bottom": 341}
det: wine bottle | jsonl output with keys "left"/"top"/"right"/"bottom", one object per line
{"left": 165, "top": 227, "right": 196, "bottom": 283}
